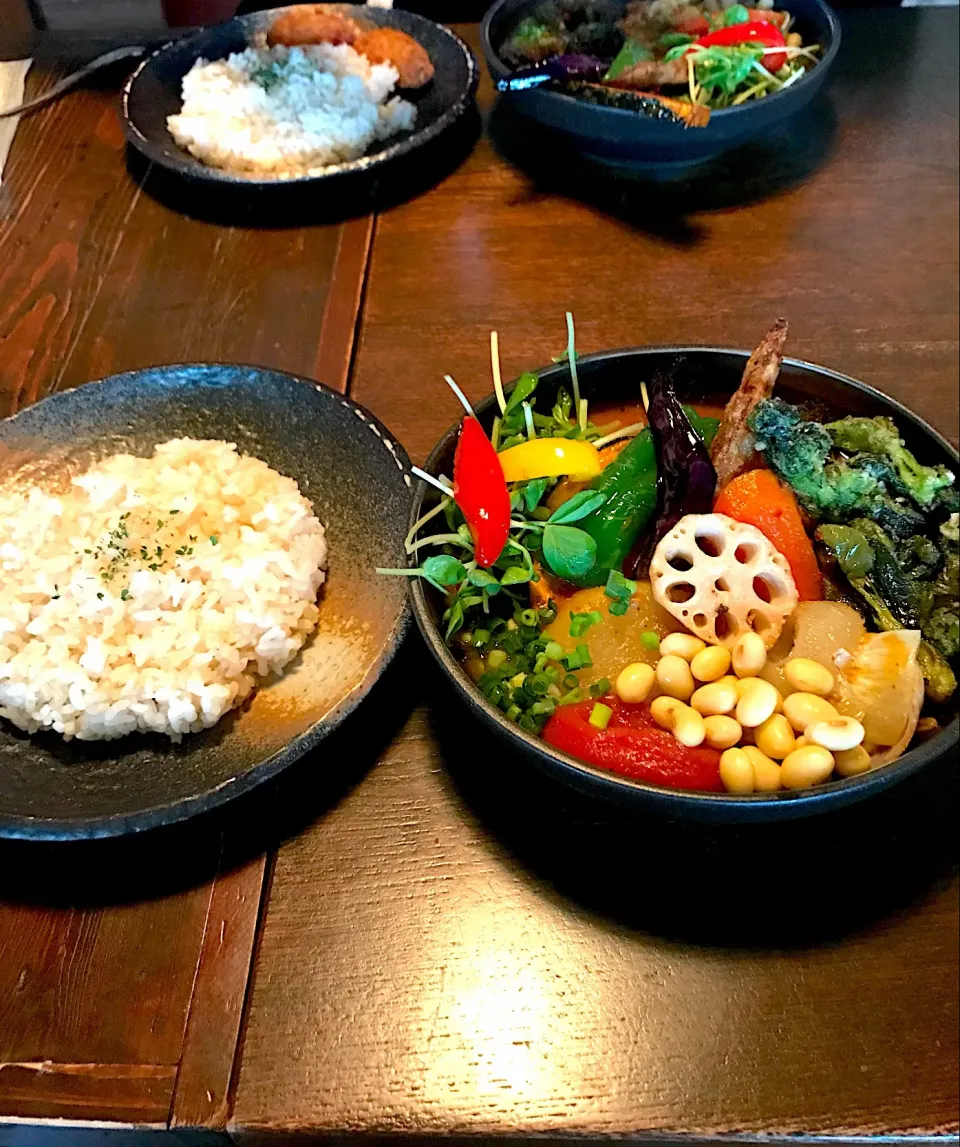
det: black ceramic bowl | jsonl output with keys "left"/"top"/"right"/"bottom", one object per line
{"left": 409, "top": 348, "right": 958, "bottom": 822}
{"left": 0, "top": 365, "right": 413, "bottom": 840}
{"left": 123, "top": 4, "right": 478, "bottom": 187}
{"left": 481, "top": 0, "right": 840, "bottom": 167}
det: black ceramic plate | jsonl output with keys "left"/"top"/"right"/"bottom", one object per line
{"left": 123, "top": 4, "right": 478, "bottom": 186}
{"left": 409, "top": 348, "right": 959, "bottom": 822}
{"left": 0, "top": 365, "right": 413, "bottom": 840}
{"left": 482, "top": 0, "right": 840, "bottom": 166}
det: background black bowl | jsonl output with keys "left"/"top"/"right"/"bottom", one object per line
{"left": 0, "top": 365, "right": 413, "bottom": 840}
{"left": 123, "top": 4, "right": 478, "bottom": 188}
{"left": 409, "top": 348, "right": 958, "bottom": 822}
{"left": 481, "top": 0, "right": 840, "bottom": 167}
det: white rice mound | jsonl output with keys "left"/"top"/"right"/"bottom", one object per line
{"left": 0, "top": 439, "right": 327, "bottom": 742}
{"left": 167, "top": 42, "right": 417, "bottom": 178}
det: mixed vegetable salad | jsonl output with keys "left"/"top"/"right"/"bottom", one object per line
{"left": 381, "top": 318, "right": 958, "bottom": 796}
{"left": 498, "top": 0, "right": 821, "bottom": 125}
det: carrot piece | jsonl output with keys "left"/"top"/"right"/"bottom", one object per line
{"left": 713, "top": 469, "right": 823, "bottom": 601}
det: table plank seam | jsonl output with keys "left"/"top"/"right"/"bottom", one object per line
{"left": 315, "top": 214, "right": 376, "bottom": 394}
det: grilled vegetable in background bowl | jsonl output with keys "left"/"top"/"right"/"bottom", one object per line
{"left": 481, "top": 0, "right": 840, "bottom": 167}
{"left": 387, "top": 322, "right": 957, "bottom": 820}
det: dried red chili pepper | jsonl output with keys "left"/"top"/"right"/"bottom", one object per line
{"left": 453, "top": 417, "right": 511, "bottom": 568}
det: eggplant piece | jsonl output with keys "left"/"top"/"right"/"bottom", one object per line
{"left": 629, "top": 371, "right": 718, "bottom": 578}
{"left": 496, "top": 53, "right": 607, "bottom": 90}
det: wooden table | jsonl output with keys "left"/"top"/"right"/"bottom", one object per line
{"left": 1, "top": 9, "right": 958, "bottom": 1143}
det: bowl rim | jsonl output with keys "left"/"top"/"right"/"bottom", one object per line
{"left": 0, "top": 363, "right": 413, "bottom": 841}
{"left": 121, "top": 5, "right": 479, "bottom": 188}
{"left": 408, "top": 345, "right": 959, "bottom": 821}
{"left": 480, "top": 0, "right": 842, "bottom": 126}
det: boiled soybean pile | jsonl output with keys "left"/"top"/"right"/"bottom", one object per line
{"left": 382, "top": 318, "right": 958, "bottom": 795}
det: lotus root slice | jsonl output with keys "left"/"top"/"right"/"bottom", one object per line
{"left": 650, "top": 513, "right": 798, "bottom": 649}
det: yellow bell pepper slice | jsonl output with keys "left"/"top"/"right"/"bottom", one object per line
{"left": 497, "top": 438, "right": 603, "bottom": 482}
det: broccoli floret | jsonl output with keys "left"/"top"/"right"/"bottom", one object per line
{"left": 748, "top": 400, "right": 957, "bottom": 538}
{"left": 826, "top": 416, "right": 956, "bottom": 508}
{"left": 748, "top": 400, "right": 882, "bottom": 519}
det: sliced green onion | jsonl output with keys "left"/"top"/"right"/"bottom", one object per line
{"left": 588, "top": 702, "right": 613, "bottom": 729}
{"left": 487, "top": 649, "right": 507, "bottom": 669}
{"left": 544, "top": 641, "right": 565, "bottom": 661}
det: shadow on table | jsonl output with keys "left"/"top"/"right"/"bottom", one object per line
{"left": 486, "top": 94, "right": 839, "bottom": 248}
{"left": 127, "top": 106, "right": 481, "bottom": 228}
{"left": 0, "top": 638, "right": 420, "bottom": 908}
{"left": 426, "top": 662, "right": 959, "bottom": 949}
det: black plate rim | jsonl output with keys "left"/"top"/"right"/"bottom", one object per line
{"left": 409, "top": 345, "right": 959, "bottom": 822}
{"left": 0, "top": 364, "right": 413, "bottom": 841}
{"left": 121, "top": 6, "right": 479, "bottom": 187}
{"left": 480, "top": 0, "right": 842, "bottom": 126}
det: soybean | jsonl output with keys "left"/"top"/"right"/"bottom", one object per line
{"left": 690, "top": 645, "right": 732, "bottom": 683}
{"left": 785, "top": 657, "right": 835, "bottom": 697}
{"left": 719, "top": 747, "right": 755, "bottom": 794}
{"left": 753, "top": 713, "right": 796, "bottom": 760}
{"left": 615, "top": 662, "right": 656, "bottom": 704}
{"left": 732, "top": 631, "right": 767, "bottom": 678}
{"left": 703, "top": 714, "right": 743, "bottom": 751}
{"left": 743, "top": 745, "right": 783, "bottom": 791}
{"left": 659, "top": 633, "right": 706, "bottom": 661}
{"left": 780, "top": 744, "right": 836, "bottom": 788}
{"left": 736, "top": 678, "right": 780, "bottom": 728}
{"left": 783, "top": 692, "right": 840, "bottom": 732}
{"left": 656, "top": 654, "right": 695, "bottom": 701}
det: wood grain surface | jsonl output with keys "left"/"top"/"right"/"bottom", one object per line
{"left": 0, "top": 63, "right": 372, "bottom": 1130}
{"left": 232, "top": 10, "right": 960, "bottom": 1141}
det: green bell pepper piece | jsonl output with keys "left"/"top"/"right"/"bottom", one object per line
{"left": 567, "top": 407, "right": 719, "bottom": 588}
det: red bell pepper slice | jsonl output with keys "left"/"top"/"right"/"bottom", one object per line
{"left": 543, "top": 698, "right": 724, "bottom": 792}
{"left": 694, "top": 20, "right": 787, "bottom": 73}
{"left": 453, "top": 416, "right": 511, "bottom": 568}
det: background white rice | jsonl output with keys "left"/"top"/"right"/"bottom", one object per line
{"left": 167, "top": 42, "right": 417, "bottom": 178}
{"left": 0, "top": 439, "right": 328, "bottom": 742}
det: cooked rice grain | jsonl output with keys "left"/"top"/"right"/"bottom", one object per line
{"left": 167, "top": 42, "right": 417, "bottom": 178}
{"left": 0, "top": 439, "right": 327, "bottom": 742}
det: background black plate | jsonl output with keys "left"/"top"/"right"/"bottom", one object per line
{"left": 123, "top": 4, "right": 478, "bottom": 187}
{"left": 409, "top": 347, "right": 959, "bottom": 822}
{"left": 482, "top": 0, "right": 840, "bottom": 166}
{"left": 0, "top": 365, "right": 413, "bottom": 840}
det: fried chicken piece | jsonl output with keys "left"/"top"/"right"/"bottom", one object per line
{"left": 607, "top": 57, "right": 689, "bottom": 88}
{"left": 353, "top": 27, "right": 434, "bottom": 88}
{"left": 710, "top": 318, "right": 789, "bottom": 490}
{"left": 267, "top": 6, "right": 365, "bottom": 47}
